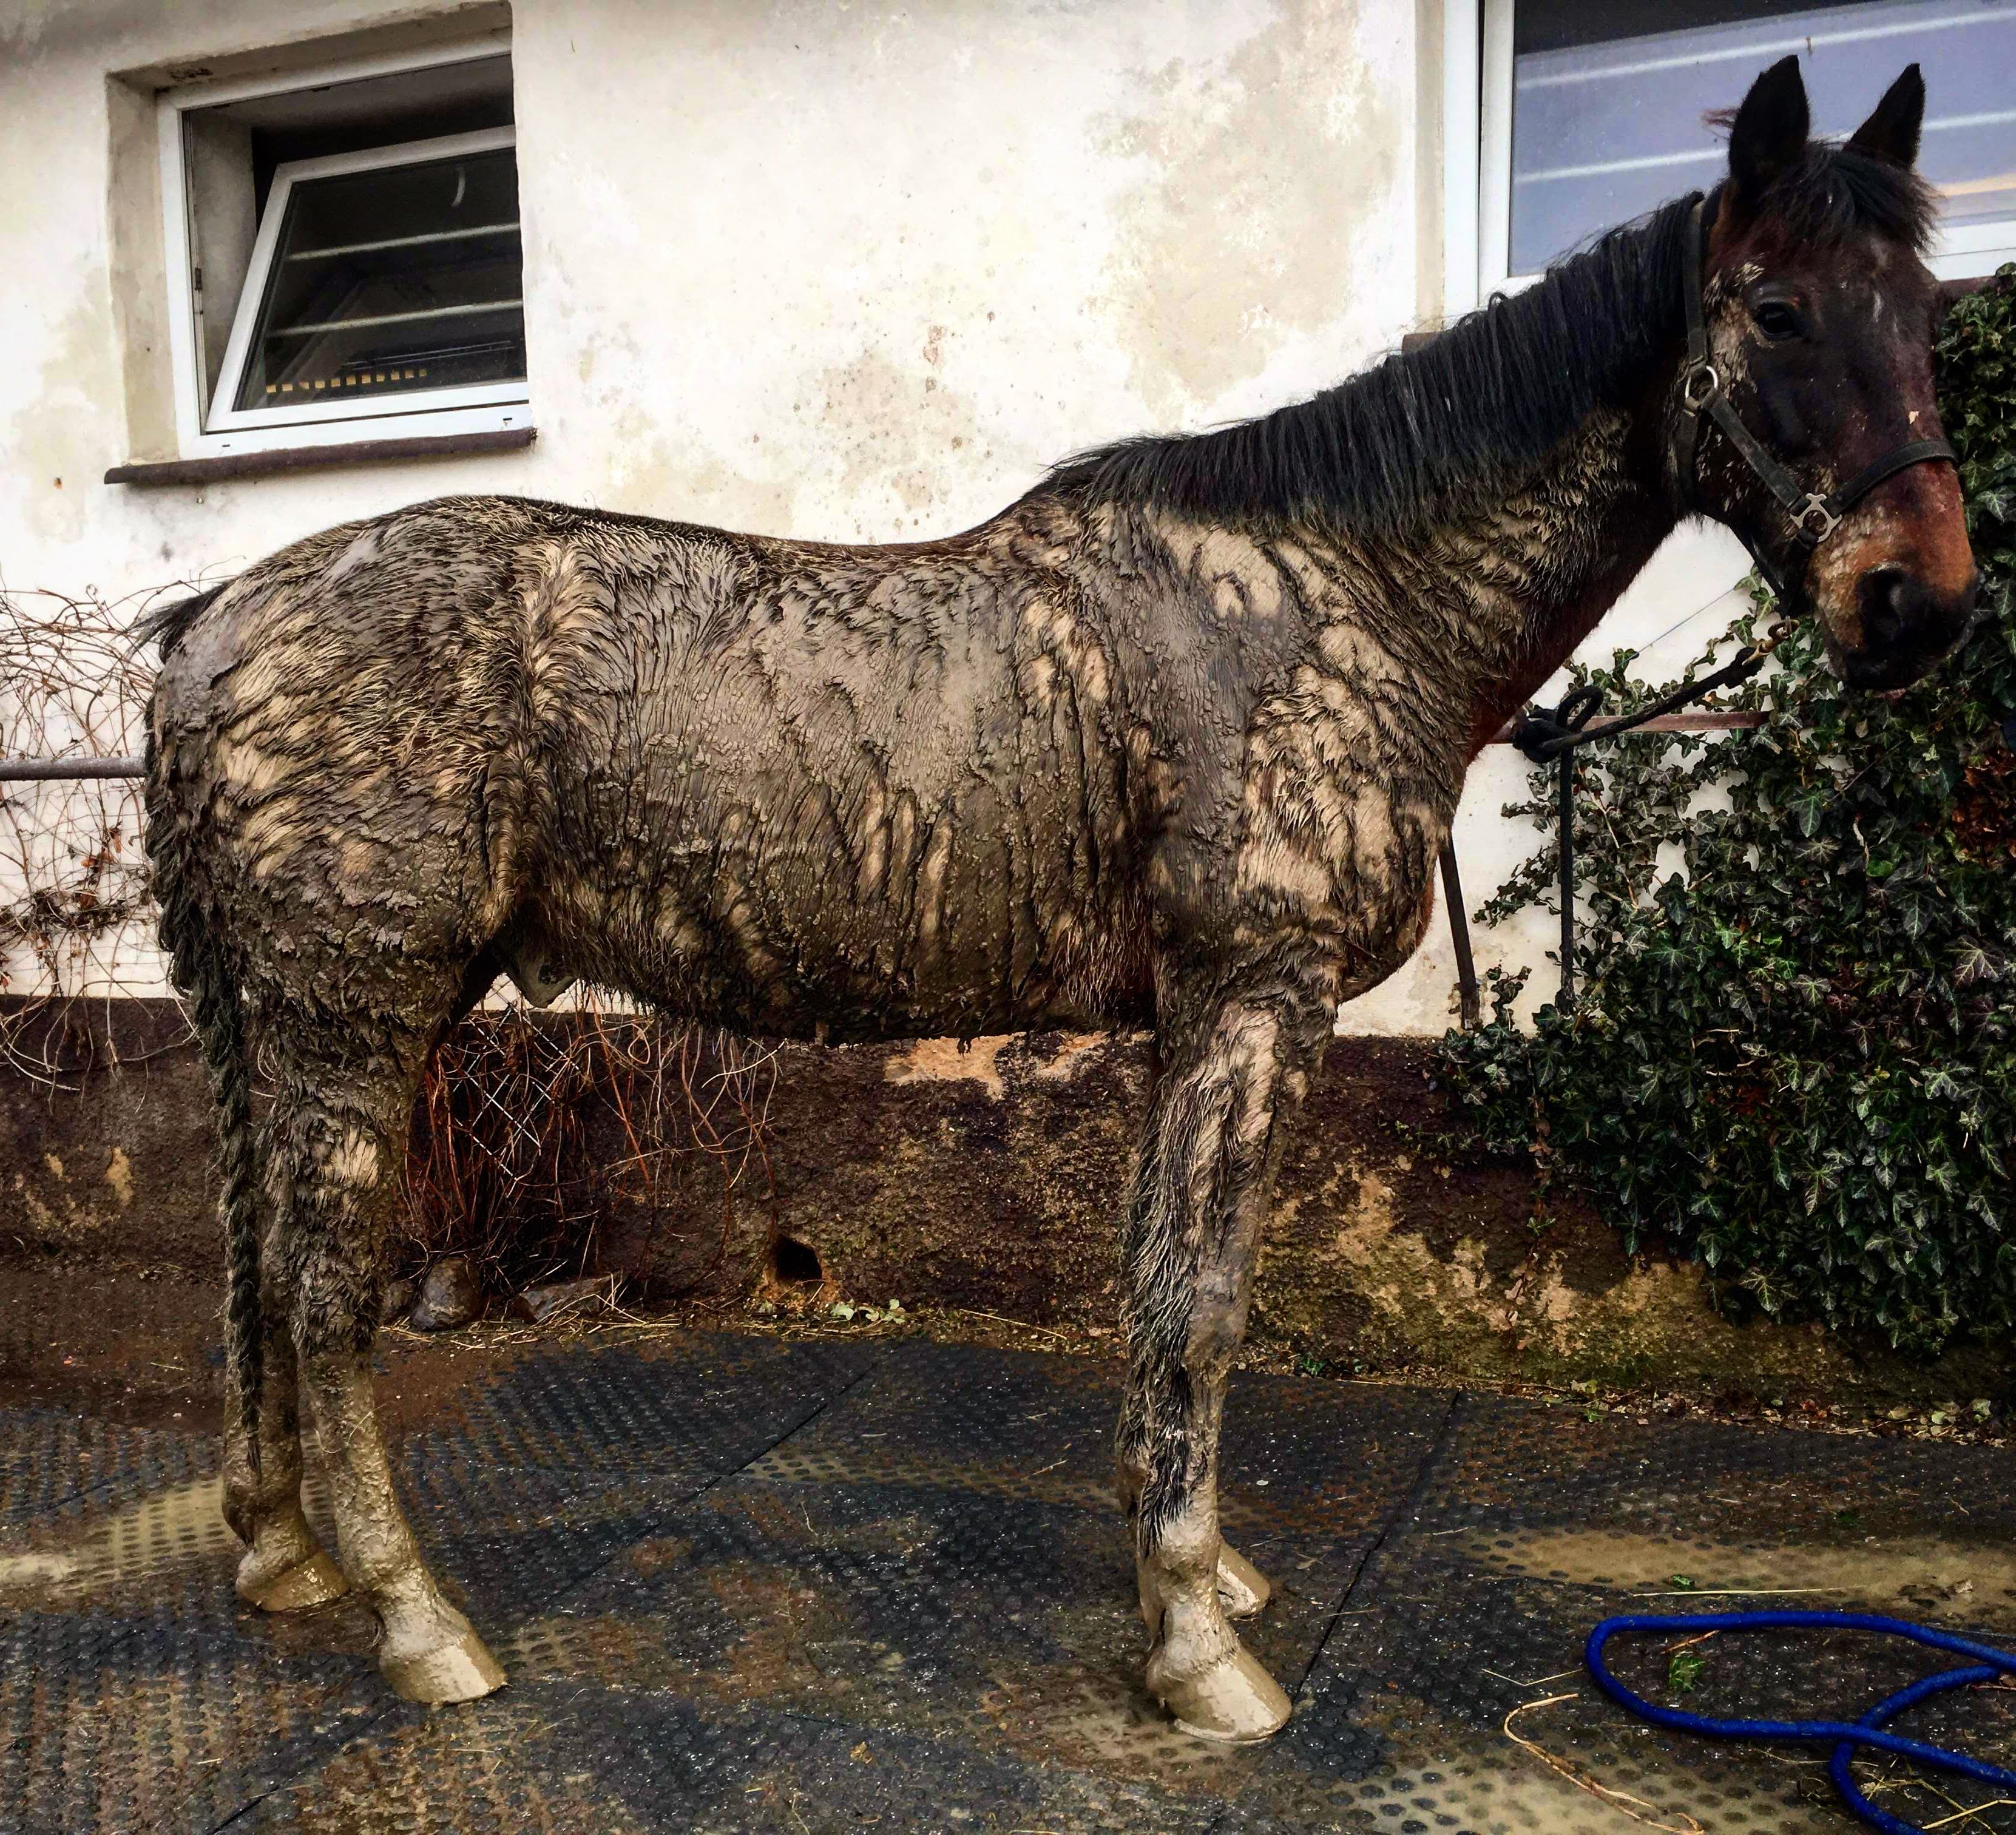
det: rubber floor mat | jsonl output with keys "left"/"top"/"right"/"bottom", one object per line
{"left": 5, "top": 1334, "right": 2012, "bottom": 1833}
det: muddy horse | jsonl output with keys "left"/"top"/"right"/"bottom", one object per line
{"left": 145, "top": 58, "right": 1975, "bottom": 1739}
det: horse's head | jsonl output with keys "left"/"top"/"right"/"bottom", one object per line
{"left": 1683, "top": 58, "right": 1976, "bottom": 691}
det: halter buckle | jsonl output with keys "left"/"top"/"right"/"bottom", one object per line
{"left": 1793, "top": 494, "right": 1840, "bottom": 544}
{"left": 1680, "top": 362, "right": 1720, "bottom": 411}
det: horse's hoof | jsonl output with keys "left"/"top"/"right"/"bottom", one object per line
{"left": 379, "top": 1618, "right": 507, "bottom": 1703}
{"left": 1150, "top": 1639, "right": 1293, "bottom": 1743}
{"left": 1216, "top": 1543, "right": 1272, "bottom": 1620}
{"left": 238, "top": 1544, "right": 350, "bottom": 1613}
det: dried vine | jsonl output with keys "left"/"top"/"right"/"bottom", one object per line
{"left": 0, "top": 583, "right": 185, "bottom": 1084}
{"left": 402, "top": 1004, "right": 781, "bottom": 1298}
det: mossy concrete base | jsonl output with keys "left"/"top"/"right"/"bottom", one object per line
{"left": 779, "top": 1029, "right": 2010, "bottom": 1405}
{"left": 4, "top": 999, "right": 2006, "bottom": 1404}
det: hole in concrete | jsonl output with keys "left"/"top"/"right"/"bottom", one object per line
{"left": 771, "top": 1234, "right": 825, "bottom": 1286}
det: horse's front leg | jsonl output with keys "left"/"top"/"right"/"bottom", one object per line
{"left": 1115, "top": 976, "right": 1330, "bottom": 1742}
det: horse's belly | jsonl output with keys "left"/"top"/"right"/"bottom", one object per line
{"left": 551, "top": 795, "right": 1150, "bottom": 1041}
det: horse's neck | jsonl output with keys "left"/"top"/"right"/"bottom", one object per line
{"left": 1384, "top": 407, "right": 1682, "bottom": 752}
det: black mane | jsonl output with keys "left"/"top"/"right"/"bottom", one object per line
{"left": 1046, "top": 144, "right": 1936, "bottom": 540}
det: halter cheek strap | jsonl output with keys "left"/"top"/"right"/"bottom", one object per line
{"left": 1673, "top": 195, "right": 1955, "bottom": 600}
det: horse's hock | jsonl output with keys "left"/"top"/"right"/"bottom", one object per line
{"left": 5, "top": 996, "right": 2006, "bottom": 1406}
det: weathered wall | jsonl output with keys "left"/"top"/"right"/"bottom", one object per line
{"left": 10, "top": 1001, "right": 2006, "bottom": 1403}
{"left": 0, "top": 0, "right": 1767, "bottom": 1034}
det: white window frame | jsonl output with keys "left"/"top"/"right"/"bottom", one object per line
{"left": 156, "top": 32, "right": 528, "bottom": 461}
{"left": 206, "top": 126, "right": 523, "bottom": 435}
{"left": 1476, "top": 0, "right": 1520, "bottom": 297}
{"left": 1455, "top": 0, "right": 2016, "bottom": 305}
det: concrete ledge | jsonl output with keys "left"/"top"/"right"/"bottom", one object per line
{"left": 104, "top": 425, "right": 535, "bottom": 487}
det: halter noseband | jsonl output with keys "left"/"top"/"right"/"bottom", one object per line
{"left": 1673, "top": 195, "right": 1955, "bottom": 601}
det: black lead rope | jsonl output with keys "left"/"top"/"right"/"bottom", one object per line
{"left": 1505, "top": 621, "right": 1787, "bottom": 1008}
{"left": 1439, "top": 632, "right": 1787, "bottom": 1022}
{"left": 1435, "top": 638, "right": 1780, "bottom": 1024}
{"left": 1510, "top": 627, "right": 1787, "bottom": 764}
{"left": 1439, "top": 193, "right": 1960, "bottom": 1022}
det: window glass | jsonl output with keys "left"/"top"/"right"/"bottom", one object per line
{"left": 1510, "top": 0, "right": 2016, "bottom": 274}
{"left": 232, "top": 145, "right": 524, "bottom": 413}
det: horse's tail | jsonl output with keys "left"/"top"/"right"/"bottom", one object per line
{"left": 133, "top": 584, "right": 225, "bottom": 658}
{"left": 144, "top": 719, "right": 264, "bottom": 1472}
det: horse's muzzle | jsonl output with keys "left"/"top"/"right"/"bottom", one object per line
{"left": 1840, "top": 566, "right": 1980, "bottom": 692}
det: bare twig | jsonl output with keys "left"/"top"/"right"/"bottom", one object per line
{"left": 401, "top": 1001, "right": 780, "bottom": 1303}
{"left": 952, "top": 1308, "right": 1072, "bottom": 1340}
{"left": 1923, "top": 1797, "right": 2016, "bottom": 1831}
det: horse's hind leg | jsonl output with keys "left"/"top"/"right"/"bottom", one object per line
{"left": 1115, "top": 975, "right": 1330, "bottom": 1742}
{"left": 225, "top": 1273, "right": 347, "bottom": 1611}
{"left": 271, "top": 1015, "right": 504, "bottom": 1703}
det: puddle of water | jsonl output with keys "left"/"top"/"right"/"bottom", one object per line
{"left": 0, "top": 1473, "right": 237, "bottom": 1603}
{"left": 1466, "top": 1526, "right": 2016, "bottom": 1617}
{"left": 0, "top": 1549, "right": 78, "bottom": 1586}
{"left": 979, "top": 1660, "right": 1250, "bottom": 1792}
{"left": 1340, "top": 1696, "right": 1838, "bottom": 1835}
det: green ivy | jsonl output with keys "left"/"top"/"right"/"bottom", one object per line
{"left": 1436, "top": 269, "right": 2016, "bottom": 1357}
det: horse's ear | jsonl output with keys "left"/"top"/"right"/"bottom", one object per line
{"left": 1727, "top": 56, "right": 1810, "bottom": 201}
{"left": 1847, "top": 64, "right": 1925, "bottom": 168}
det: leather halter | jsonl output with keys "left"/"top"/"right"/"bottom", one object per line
{"left": 1673, "top": 194, "right": 1955, "bottom": 600}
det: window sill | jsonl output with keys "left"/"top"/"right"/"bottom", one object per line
{"left": 104, "top": 424, "right": 534, "bottom": 487}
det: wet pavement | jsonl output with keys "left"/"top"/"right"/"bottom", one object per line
{"left": 3, "top": 1328, "right": 2014, "bottom": 1833}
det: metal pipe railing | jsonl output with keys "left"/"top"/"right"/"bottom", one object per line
{"left": 1445, "top": 709, "right": 1767, "bottom": 1027}
{"left": 0, "top": 757, "right": 144, "bottom": 782}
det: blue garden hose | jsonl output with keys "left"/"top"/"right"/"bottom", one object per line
{"left": 1585, "top": 1612, "right": 2016, "bottom": 1835}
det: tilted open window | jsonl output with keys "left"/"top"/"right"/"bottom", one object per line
{"left": 208, "top": 128, "right": 524, "bottom": 433}
{"left": 157, "top": 35, "right": 528, "bottom": 460}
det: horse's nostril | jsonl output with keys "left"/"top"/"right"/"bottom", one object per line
{"left": 1857, "top": 567, "right": 1920, "bottom": 652}
{"left": 1853, "top": 566, "right": 1977, "bottom": 677}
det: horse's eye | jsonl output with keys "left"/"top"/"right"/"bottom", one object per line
{"left": 1752, "top": 301, "right": 1802, "bottom": 342}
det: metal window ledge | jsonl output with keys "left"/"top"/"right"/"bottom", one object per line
{"left": 104, "top": 424, "right": 535, "bottom": 487}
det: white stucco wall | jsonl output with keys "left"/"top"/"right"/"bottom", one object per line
{"left": 0, "top": 0, "right": 1751, "bottom": 1032}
